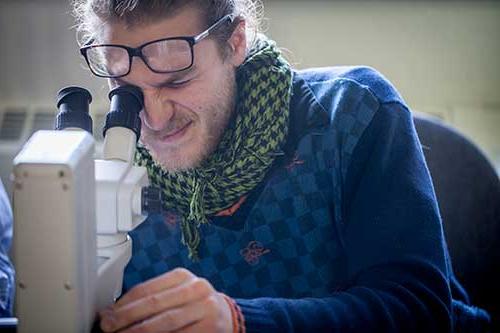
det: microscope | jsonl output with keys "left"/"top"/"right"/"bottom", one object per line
{"left": 11, "top": 85, "right": 160, "bottom": 332}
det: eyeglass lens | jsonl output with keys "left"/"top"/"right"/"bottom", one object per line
{"left": 142, "top": 39, "right": 192, "bottom": 72}
{"left": 86, "top": 46, "right": 130, "bottom": 77}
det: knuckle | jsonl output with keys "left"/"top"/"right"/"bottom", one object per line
{"left": 179, "top": 285, "right": 193, "bottom": 300}
{"left": 172, "top": 267, "right": 192, "bottom": 280}
{"left": 203, "top": 294, "right": 219, "bottom": 310}
{"left": 162, "top": 311, "right": 180, "bottom": 328}
{"left": 192, "top": 278, "right": 212, "bottom": 296}
{"left": 128, "top": 285, "right": 147, "bottom": 299}
{"left": 146, "top": 293, "right": 163, "bottom": 308}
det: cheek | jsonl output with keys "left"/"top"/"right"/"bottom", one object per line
{"left": 139, "top": 112, "right": 148, "bottom": 129}
{"left": 168, "top": 84, "right": 203, "bottom": 109}
{"left": 171, "top": 86, "right": 214, "bottom": 119}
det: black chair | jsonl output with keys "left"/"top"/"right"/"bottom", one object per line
{"left": 414, "top": 113, "right": 500, "bottom": 332}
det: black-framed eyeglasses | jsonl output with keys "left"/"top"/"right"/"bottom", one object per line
{"left": 80, "top": 14, "right": 235, "bottom": 78}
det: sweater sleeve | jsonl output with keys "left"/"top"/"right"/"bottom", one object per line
{"left": 235, "top": 102, "right": 453, "bottom": 333}
{"left": 0, "top": 180, "right": 14, "bottom": 317}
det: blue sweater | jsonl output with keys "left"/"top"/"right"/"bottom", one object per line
{"left": 124, "top": 66, "right": 489, "bottom": 332}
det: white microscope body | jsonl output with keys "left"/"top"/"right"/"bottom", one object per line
{"left": 94, "top": 123, "right": 150, "bottom": 312}
{"left": 12, "top": 86, "right": 156, "bottom": 333}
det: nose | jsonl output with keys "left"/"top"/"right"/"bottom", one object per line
{"left": 142, "top": 90, "right": 175, "bottom": 131}
{"left": 126, "top": 58, "right": 175, "bottom": 131}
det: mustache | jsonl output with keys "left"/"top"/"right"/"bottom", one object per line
{"left": 141, "top": 113, "right": 194, "bottom": 137}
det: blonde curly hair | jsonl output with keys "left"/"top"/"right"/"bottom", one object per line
{"left": 72, "top": 0, "right": 263, "bottom": 54}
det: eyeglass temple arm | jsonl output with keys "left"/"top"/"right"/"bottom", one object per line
{"left": 194, "top": 14, "right": 235, "bottom": 43}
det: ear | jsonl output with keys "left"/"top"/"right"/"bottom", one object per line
{"left": 227, "top": 19, "right": 247, "bottom": 67}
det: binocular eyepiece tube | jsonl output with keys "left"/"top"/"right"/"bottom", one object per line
{"left": 104, "top": 85, "right": 144, "bottom": 141}
{"left": 55, "top": 85, "right": 144, "bottom": 141}
{"left": 55, "top": 86, "right": 93, "bottom": 133}
{"left": 54, "top": 85, "right": 161, "bottom": 215}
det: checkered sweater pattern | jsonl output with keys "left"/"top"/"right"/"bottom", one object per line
{"left": 124, "top": 67, "right": 455, "bottom": 332}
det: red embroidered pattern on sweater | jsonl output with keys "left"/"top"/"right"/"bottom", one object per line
{"left": 240, "top": 241, "right": 270, "bottom": 265}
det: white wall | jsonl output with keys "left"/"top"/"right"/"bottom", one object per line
{"left": 263, "top": 1, "right": 500, "bottom": 169}
{"left": 0, "top": 1, "right": 110, "bottom": 108}
{"left": 0, "top": 0, "right": 499, "bottom": 170}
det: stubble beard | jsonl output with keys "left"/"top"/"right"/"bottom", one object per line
{"left": 142, "top": 71, "right": 237, "bottom": 172}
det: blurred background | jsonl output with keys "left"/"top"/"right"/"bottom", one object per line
{"left": 0, "top": 0, "right": 499, "bottom": 195}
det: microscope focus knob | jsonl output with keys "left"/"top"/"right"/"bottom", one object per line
{"left": 141, "top": 186, "right": 163, "bottom": 215}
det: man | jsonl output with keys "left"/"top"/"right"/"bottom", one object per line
{"left": 73, "top": 0, "right": 490, "bottom": 332}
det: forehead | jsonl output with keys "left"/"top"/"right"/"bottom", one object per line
{"left": 100, "top": 5, "right": 205, "bottom": 47}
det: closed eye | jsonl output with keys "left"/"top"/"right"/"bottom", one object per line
{"left": 166, "top": 78, "right": 191, "bottom": 88}
{"left": 159, "top": 66, "right": 196, "bottom": 89}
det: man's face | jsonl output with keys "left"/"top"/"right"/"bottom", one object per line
{"left": 101, "top": 7, "right": 246, "bottom": 171}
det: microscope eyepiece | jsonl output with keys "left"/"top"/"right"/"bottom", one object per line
{"left": 103, "top": 85, "right": 144, "bottom": 141}
{"left": 55, "top": 86, "right": 93, "bottom": 133}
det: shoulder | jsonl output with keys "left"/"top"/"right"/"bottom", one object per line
{"left": 288, "top": 66, "right": 414, "bottom": 178}
{"left": 289, "top": 66, "right": 411, "bottom": 137}
{"left": 295, "top": 66, "right": 406, "bottom": 106}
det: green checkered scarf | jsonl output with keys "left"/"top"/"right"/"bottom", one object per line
{"left": 135, "top": 37, "right": 292, "bottom": 260}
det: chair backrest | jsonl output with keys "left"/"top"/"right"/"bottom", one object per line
{"left": 413, "top": 113, "right": 500, "bottom": 330}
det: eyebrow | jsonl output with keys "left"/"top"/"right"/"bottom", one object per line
{"left": 112, "top": 65, "right": 197, "bottom": 89}
{"left": 153, "top": 65, "right": 198, "bottom": 88}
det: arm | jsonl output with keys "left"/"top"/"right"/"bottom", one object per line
{"left": 0, "top": 179, "right": 15, "bottom": 317}
{"left": 235, "top": 102, "right": 452, "bottom": 333}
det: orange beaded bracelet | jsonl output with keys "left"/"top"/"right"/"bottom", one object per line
{"left": 222, "top": 293, "right": 239, "bottom": 333}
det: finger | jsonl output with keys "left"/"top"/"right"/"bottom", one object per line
{"left": 119, "top": 299, "right": 210, "bottom": 333}
{"left": 101, "top": 278, "right": 213, "bottom": 332}
{"left": 114, "top": 268, "right": 194, "bottom": 308}
{"left": 171, "top": 296, "right": 227, "bottom": 333}
{"left": 171, "top": 322, "right": 200, "bottom": 333}
{"left": 171, "top": 317, "right": 217, "bottom": 333}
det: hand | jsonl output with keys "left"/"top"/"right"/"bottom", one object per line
{"left": 99, "top": 268, "right": 234, "bottom": 333}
